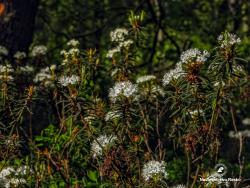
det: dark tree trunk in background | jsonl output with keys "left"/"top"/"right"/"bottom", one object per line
{"left": 0, "top": 0, "right": 39, "bottom": 56}
{"left": 228, "top": 0, "right": 243, "bottom": 32}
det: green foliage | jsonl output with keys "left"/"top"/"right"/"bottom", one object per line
{"left": 167, "top": 159, "right": 187, "bottom": 184}
{"left": 1, "top": 3, "right": 250, "bottom": 187}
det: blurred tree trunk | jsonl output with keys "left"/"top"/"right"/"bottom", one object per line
{"left": 0, "top": 0, "right": 39, "bottom": 56}
{"left": 228, "top": 0, "right": 243, "bottom": 31}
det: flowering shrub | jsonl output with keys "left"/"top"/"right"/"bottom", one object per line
{"left": 30, "top": 45, "right": 48, "bottom": 57}
{"left": 0, "top": 12, "right": 250, "bottom": 188}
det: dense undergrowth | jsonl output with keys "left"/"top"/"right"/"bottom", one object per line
{"left": 0, "top": 12, "right": 250, "bottom": 188}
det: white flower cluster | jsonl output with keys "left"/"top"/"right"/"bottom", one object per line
{"left": 189, "top": 109, "right": 204, "bottom": 118}
{"left": 0, "top": 165, "right": 31, "bottom": 188}
{"left": 109, "top": 81, "right": 138, "bottom": 102}
{"left": 50, "top": 64, "right": 56, "bottom": 71}
{"left": 229, "top": 130, "right": 250, "bottom": 139}
{"left": 67, "top": 39, "right": 80, "bottom": 47}
{"left": 58, "top": 75, "right": 79, "bottom": 87}
{"left": 61, "top": 48, "right": 80, "bottom": 57}
{"left": 105, "top": 110, "right": 122, "bottom": 121}
{"left": 0, "top": 45, "right": 8, "bottom": 56}
{"left": 14, "top": 51, "right": 26, "bottom": 60}
{"left": 107, "top": 28, "right": 133, "bottom": 58}
{"left": 4, "top": 137, "right": 20, "bottom": 148}
{"left": 142, "top": 160, "right": 168, "bottom": 182}
{"left": 119, "top": 39, "right": 133, "bottom": 48}
{"left": 136, "top": 75, "right": 156, "bottom": 84}
{"left": 180, "top": 48, "right": 210, "bottom": 65}
{"left": 110, "top": 28, "right": 128, "bottom": 42}
{"left": 213, "top": 81, "right": 225, "bottom": 87}
{"left": 33, "top": 67, "right": 52, "bottom": 82}
{"left": 19, "top": 65, "right": 34, "bottom": 73}
{"left": 0, "top": 64, "right": 14, "bottom": 73}
{"left": 242, "top": 118, "right": 250, "bottom": 126}
{"left": 232, "top": 65, "right": 244, "bottom": 73}
{"left": 91, "top": 135, "right": 117, "bottom": 158}
{"left": 33, "top": 65, "right": 56, "bottom": 87}
{"left": 0, "top": 74, "right": 14, "bottom": 82}
{"left": 106, "top": 47, "right": 121, "bottom": 59}
{"left": 106, "top": 40, "right": 133, "bottom": 59}
{"left": 217, "top": 32, "right": 241, "bottom": 49}
{"left": 0, "top": 64, "right": 14, "bottom": 81}
{"left": 162, "top": 63, "right": 184, "bottom": 86}
{"left": 162, "top": 49, "right": 209, "bottom": 86}
{"left": 84, "top": 115, "right": 96, "bottom": 124}
{"left": 30, "top": 45, "right": 48, "bottom": 57}
{"left": 60, "top": 40, "right": 80, "bottom": 65}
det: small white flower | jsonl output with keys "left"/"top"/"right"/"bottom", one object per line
{"left": 33, "top": 68, "right": 51, "bottom": 82}
{"left": 0, "top": 64, "right": 14, "bottom": 82}
{"left": 16, "top": 165, "right": 32, "bottom": 176}
{"left": 107, "top": 28, "right": 132, "bottom": 58}
{"left": 218, "top": 32, "right": 241, "bottom": 49}
{"left": 136, "top": 75, "right": 156, "bottom": 84}
{"left": 84, "top": 115, "right": 96, "bottom": 124}
{"left": 68, "top": 48, "right": 80, "bottom": 56}
{"left": 14, "top": 51, "right": 26, "bottom": 60}
{"left": 229, "top": 130, "right": 250, "bottom": 139}
{"left": 30, "top": 45, "right": 47, "bottom": 57}
{"left": 7, "top": 178, "right": 26, "bottom": 187}
{"left": 119, "top": 39, "right": 133, "bottom": 48}
{"left": 58, "top": 75, "right": 80, "bottom": 87}
{"left": 232, "top": 65, "right": 244, "bottom": 73}
{"left": 0, "top": 75, "right": 14, "bottom": 81}
{"left": 105, "top": 110, "right": 122, "bottom": 121}
{"left": 162, "top": 66, "right": 184, "bottom": 86}
{"left": 62, "top": 59, "right": 69, "bottom": 65}
{"left": 0, "top": 167, "right": 15, "bottom": 179}
{"left": 19, "top": 65, "right": 34, "bottom": 73}
{"left": 110, "top": 28, "right": 128, "bottom": 42}
{"left": 33, "top": 67, "right": 54, "bottom": 87}
{"left": 242, "top": 118, "right": 250, "bottom": 126}
{"left": 213, "top": 82, "right": 219, "bottom": 87}
{"left": 0, "top": 165, "right": 31, "bottom": 188}
{"left": 50, "top": 64, "right": 56, "bottom": 71}
{"left": 142, "top": 160, "right": 168, "bottom": 182}
{"left": 109, "top": 81, "right": 138, "bottom": 102}
{"left": 0, "top": 64, "right": 14, "bottom": 73}
{"left": 189, "top": 109, "right": 204, "bottom": 118}
{"left": 213, "top": 81, "right": 225, "bottom": 87}
{"left": 180, "top": 48, "right": 210, "bottom": 65}
{"left": 0, "top": 46, "right": 8, "bottom": 56}
{"left": 106, "top": 47, "right": 121, "bottom": 58}
{"left": 91, "top": 135, "right": 117, "bottom": 158}
{"left": 67, "top": 39, "right": 80, "bottom": 47}
{"left": 217, "top": 34, "right": 223, "bottom": 41}
{"left": 60, "top": 50, "right": 68, "bottom": 56}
